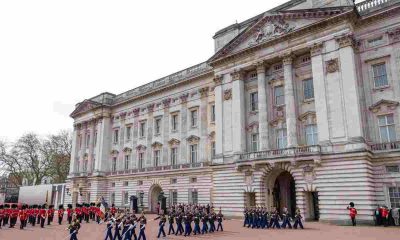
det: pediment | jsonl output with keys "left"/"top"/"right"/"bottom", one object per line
{"left": 168, "top": 138, "right": 181, "bottom": 146}
{"left": 136, "top": 144, "right": 147, "bottom": 151}
{"left": 369, "top": 99, "right": 399, "bottom": 113}
{"left": 70, "top": 100, "right": 102, "bottom": 118}
{"left": 151, "top": 141, "right": 163, "bottom": 149}
{"left": 298, "top": 111, "right": 316, "bottom": 122}
{"left": 123, "top": 147, "right": 132, "bottom": 153}
{"left": 209, "top": 7, "right": 353, "bottom": 63}
{"left": 187, "top": 135, "right": 200, "bottom": 144}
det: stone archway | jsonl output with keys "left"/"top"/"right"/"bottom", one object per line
{"left": 263, "top": 166, "right": 297, "bottom": 216}
{"left": 148, "top": 184, "right": 163, "bottom": 213}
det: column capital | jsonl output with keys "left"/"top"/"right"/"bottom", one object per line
{"left": 335, "top": 34, "right": 356, "bottom": 49}
{"left": 254, "top": 61, "right": 267, "bottom": 74}
{"left": 282, "top": 52, "right": 294, "bottom": 65}
{"left": 230, "top": 69, "right": 245, "bottom": 81}
{"left": 198, "top": 87, "right": 209, "bottom": 98}
{"left": 213, "top": 75, "right": 223, "bottom": 86}
{"left": 309, "top": 42, "right": 324, "bottom": 57}
{"left": 162, "top": 98, "right": 172, "bottom": 108}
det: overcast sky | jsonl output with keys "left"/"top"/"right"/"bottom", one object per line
{"left": 0, "top": 0, "right": 362, "bottom": 141}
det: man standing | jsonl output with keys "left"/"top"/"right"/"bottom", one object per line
{"left": 40, "top": 204, "right": 47, "bottom": 228}
{"left": 347, "top": 202, "right": 357, "bottom": 226}
{"left": 19, "top": 205, "right": 28, "bottom": 230}
{"left": 10, "top": 204, "right": 19, "bottom": 228}
{"left": 382, "top": 206, "right": 389, "bottom": 227}
{"left": 58, "top": 205, "right": 65, "bottom": 225}
{"left": 67, "top": 204, "right": 73, "bottom": 224}
{"left": 3, "top": 204, "right": 10, "bottom": 226}
{"left": 281, "top": 207, "right": 292, "bottom": 229}
{"left": 47, "top": 205, "right": 54, "bottom": 225}
{"left": 0, "top": 204, "right": 4, "bottom": 228}
{"left": 216, "top": 208, "right": 224, "bottom": 231}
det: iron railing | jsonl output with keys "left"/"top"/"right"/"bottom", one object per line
{"left": 239, "top": 145, "right": 321, "bottom": 161}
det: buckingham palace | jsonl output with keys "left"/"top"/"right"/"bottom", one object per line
{"left": 65, "top": 0, "right": 400, "bottom": 224}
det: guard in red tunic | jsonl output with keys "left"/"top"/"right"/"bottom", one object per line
{"left": 67, "top": 204, "right": 73, "bottom": 224}
{"left": 58, "top": 204, "right": 65, "bottom": 225}
{"left": 82, "top": 203, "right": 89, "bottom": 223}
{"left": 381, "top": 206, "right": 389, "bottom": 227}
{"left": 0, "top": 204, "right": 4, "bottom": 229}
{"left": 19, "top": 205, "right": 28, "bottom": 229}
{"left": 347, "top": 202, "right": 357, "bottom": 226}
{"left": 75, "top": 204, "right": 82, "bottom": 223}
{"left": 33, "top": 205, "right": 39, "bottom": 226}
{"left": 39, "top": 204, "right": 47, "bottom": 228}
{"left": 10, "top": 204, "right": 19, "bottom": 228}
{"left": 3, "top": 204, "right": 10, "bottom": 226}
{"left": 47, "top": 205, "right": 54, "bottom": 225}
{"left": 37, "top": 205, "right": 42, "bottom": 224}
{"left": 95, "top": 203, "right": 102, "bottom": 224}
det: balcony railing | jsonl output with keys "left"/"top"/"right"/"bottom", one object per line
{"left": 369, "top": 141, "right": 400, "bottom": 151}
{"left": 356, "top": 0, "right": 398, "bottom": 15}
{"left": 104, "top": 162, "right": 210, "bottom": 176}
{"left": 239, "top": 145, "right": 321, "bottom": 161}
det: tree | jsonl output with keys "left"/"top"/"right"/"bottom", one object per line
{"left": 0, "top": 131, "right": 72, "bottom": 186}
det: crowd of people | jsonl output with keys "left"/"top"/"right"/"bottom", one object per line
{"left": 374, "top": 205, "right": 400, "bottom": 227}
{"left": 243, "top": 206, "right": 304, "bottom": 229}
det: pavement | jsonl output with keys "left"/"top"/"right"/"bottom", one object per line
{"left": 0, "top": 215, "right": 399, "bottom": 240}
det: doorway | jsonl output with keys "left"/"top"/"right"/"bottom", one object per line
{"left": 149, "top": 185, "right": 162, "bottom": 213}
{"left": 305, "top": 191, "right": 319, "bottom": 221}
{"left": 272, "top": 171, "right": 296, "bottom": 215}
{"left": 244, "top": 192, "right": 256, "bottom": 208}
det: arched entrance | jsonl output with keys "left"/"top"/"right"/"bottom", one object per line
{"left": 273, "top": 171, "right": 296, "bottom": 216}
{"left": 149, "top": 185, "right": 163, "bottom": 213}
{"left": 264, "top": 169, "right": 296, "bottom": 216}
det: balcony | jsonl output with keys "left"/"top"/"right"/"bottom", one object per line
{"left": 369, "top": 141, "right": 400, "bottom": 152}
{"left": 356, "top": 0, "right": 399, "bottom": 15}
{"left": 238, "top": 145, "right": 321, "bottom": 161}
{"left": 104, "top": 162, "right": 210, "bottom": 176}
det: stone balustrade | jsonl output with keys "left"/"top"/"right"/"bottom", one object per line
{"left": 238, "top": 145, "right": 321, "bottom": 161}
{"left": 369, "top": 141, "right": 400, "bottom": 151}
{"left": 356, "top": 0, "right": 397, "bottom": 15}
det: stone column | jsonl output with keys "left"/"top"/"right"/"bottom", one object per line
{"left": 283, "top": 54, "right": 298, "bottom": 147}
{"left": 231, "top": 70, "right": 246, "bottom": 154}
{"left": 94, "top": 116, "right": 111, "bottom": 174}
{"left": 310, "top": 42, "right": 330, "bottom": 144}
{"left": 255, "top": 62, "right": 269, "bottom": 151}
{"left": 336, "top": 34, "right": 364, "bottom": 142}
{"left": 132, "top": 108, "right": 140, "bottom": 168}
{"left": 213, "top": 75, "right": 224, "bottom": 164}
{"left": 69, "top": 124, "right": 79, "bottom": 174}
{"left": 162, "top": 99, "right": 171, "bottom": 165}
{"left": 146, "top": 104, "right": 155, "bottom": 166}
{"left": 180, "top": 94, "right": 189, "bottom": 164}
{"left": 199, "top": 87, "right": 209, "bottom": 162}
{"left": 79, "top": 124, "right": 87, "bottom": 172}
{"left": 89, "top": 120, "right": 96, "bottom": 172}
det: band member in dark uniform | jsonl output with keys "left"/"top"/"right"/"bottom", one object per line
{"left": 268, "top": 207, "right": 280, "bottom": 229}
{"left": 167, "top": 210, "right": 175, "bottom": 235}
{"left": 281, "top": 207, "right": 292, "bottom": 229}
{"left": 193, "top": 210, "right": 201, "bottom": 235}
{"left": 154, "top": 210, "right": 166, "bottom": 239}
{"left": 67, "top": 218, "right": 81, "bottom": 240}
{"left": 137, "top": 212, "right": 147, "bottom": 240}
{"left": 216, "top": 208, "right": 224, "bottom": 231}
{"left": 293, "top": 207, "right": 304, "bottom": 229}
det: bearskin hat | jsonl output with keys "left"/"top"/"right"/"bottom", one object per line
{"left": 112, "top": 203, "right": 115, "bottom": 207}
{"left": 349, "top": 202, "right": 355, "bottom": 207}
{"left": 59, "top": 204, "right": 64, "bottom": 209}
{"left": 91, "top": 202, "right": 95, "bottom": 206}
{"left": 33, "top": 204, "right": 38, "bottom": 208}
{"left": 11, "top": 204, "right": 17, "bottom": 209}
{"left": 22, "top": 205, "right": 26, "bottom": 210}
{"left": 42, "top": 204, "right": 47, "bottom": 209}
{"left": 4, "top": 204, "right": 10, "bottom": 208}
{"left": 49, "top": 205, "right": 54, "bottom": 209}
{"left": 38, "top": 205, "right": 42, "bottom": 209}
{"left": 68, "top": 204, "right": 72, "bottom": 209}
{"left": 96, "top": 203, "right": 101, "bottom": 207}
{"left": 0, "top": 205, "right": 3, "bottom": 209}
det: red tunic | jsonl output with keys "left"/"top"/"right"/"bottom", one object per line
{"left": 82, "top": 207, "right": 88, "bottom": 215}
{"left": 19, "top": 210, "right": 27, "bottom": 221}
{"left": 58, "top": 209, "right": 64, "bottom": 218}
{"left": 39, "top": 209, "right": 46, "bottom": 219}
{"left": 48, "top": 209, "right": 54, "bottom": 217}
{"left": 11, "top": 209, "right": 19, "bottom": 218}
{"left": 111, "top": 207, "right": 116, "bottom": 215}
{"left": 349, "top": 207, "right": 357, "bottom": 218}
{"left": 75, "top": 208, "right": 82, "bottom": 216}
{"left": 67, "top": 208, "right": 73, "bottom": 217}
{"left": 0, "top": 209, "right": 4, "bottom": 219}
{"left": 382, "top": 208, "right": 389, "bottom": 218}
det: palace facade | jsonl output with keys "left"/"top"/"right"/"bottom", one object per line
{"left": 65, "top": 0, "right": 400, "bottom": 224}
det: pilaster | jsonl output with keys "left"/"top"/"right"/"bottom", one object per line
{"left": 162, "top": 99, "right": 171, "bottom": 165}
{"left": 282, "top": 54, "right": 298, "bottom": 147}
{"left": 180, "top": 94, "right": 189, "bottom": 164}
{"left": 255, "top": 62, "right": 269, "bottom": 151}
{"left": 231, "top": 69, "right": 247, "bottom": 154}
{"left": 199, "top": 87, "right": 209, "bottom": 162}
{"left": 213, "top": 75, "right": 224, "bottom": 164}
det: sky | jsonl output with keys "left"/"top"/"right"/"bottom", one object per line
{"left": 0, "top": 0, "right": 362, "bottom": 142}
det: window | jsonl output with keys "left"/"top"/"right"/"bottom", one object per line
{"left": 211, "top": 141, "right": 216, "bottom": 158}
{"left": 250, "top": 92, "right": 258, "bottom": 111}
{"left": 83, "top": 159, "right": 88, "bottom": 172}
{"left": 251, "top": 134, "right": 259, "bottom": 152}
{"left": 155, "top": 118, "right": 162, "bottom": 135}
{"left": 274, "top": 64, "right": 283, "bottom": 71}
{"left": 301, "top": 55, "right": 311, "bottom": 64}
{"left": 138, "top": 152, "right": 144, "bottom": 169}
{"left": 171, "top": 147, "right": 178, "bottom": 165}
{"left": 171, "top": 190, "right": 178, "bottom": 205}
{"left": 110, "top": 192, "right": 115, "bottom": 204}
{"left": 171, "top": 114, "right": 179, "bottom": 132}
{"left": 139, "top": 122, "right": 146, "bottom": 138}
{"left": 86, "top": 133, "right": 90, "bottom": 148}
{"left": 91, "top": 157, "right": 95, "bottom": 171}
{"left": 378, "top": 114, "right": 396, "bottom": 143}
{"left": 79, "top": 135, "right": 82, "bottom": 149}
{"left": 305, "top": 124, "right": 318, "bottom": 145}
{"left": 154, "top": 150, "right": 160, "bottom": 167}
{"left": 190, "top": 144, "right": 198, "bottom": 163}
{"left": 94, "top": 132, "right": 97, "bottom": 147}
{"left": 190, "top": 190, "right": 198, "bottom": 204}
{"left": 137, "top": 180, "right": 143, "bottom": 186}
{"left": 210, "top": 105, "right": 216, "bottom": 122}
{"left": 123, "top": 181, "right": 129, "bottom": 186}
{"left": 190, "top": 177, "right": 197, "bottom": 183}
{"left": 123, "top": 191, "right": 129, "bottom": 205}
{"left": 368, "top": 36, "right": 383, "bottom": 48}
{"left": 276, "top": 128, "right": 287, "bottom": 149}
{"left": 126, "top": 126, "right": 132, "bottom": 141}
{"left": 249, "top": 72, "right": 258, "bottom": 80}
{"left": 76, "top": 160, "right": 80, "bottom": 172}
{"left": 386, "top": 165, "right": 399, "bottom": 173}
{"left": 170, "top": 178, "right": 177, "bottom": 184}
{"left": 372, "top": 63, "right": 388, "bottom": 87}
{"left": 111, "top": 182, "right": 116, "bottom": 187}
{"left": 191, "top": 110, "right": 198, "bottom": 128}
{"left": 124, "top": 155, "right": 130, "bottom": 170}
{"left": 113, "top": 129, "right": 119, "bottom": 144}
{"left": 274, "top": 86, "right": 285, "bottom": 106}
{"left": 111, "top": 157, "right": 117, "bottom": 172}
{"left": 303, "top": 79, "right": 314, "bottom": 100}
{"left": 388, "top": 187, "right": 400, "bottom": 208}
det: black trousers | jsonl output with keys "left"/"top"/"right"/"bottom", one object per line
{"left": 68, "top": 216, "right": 72, "bottom": 224}
{"left": 59, "top": 216, "right": 63, "bottom": 225}
{"left": 351, "top": 216, "right": 356, "bottom": 226}
{"left": 40, "top": 217, "right": 45, "bottom": 228}
{"left": 20, "top": 220, "right": 27, "bottom": 229}
{"left": 4, "top": 216, "right": 9, "bottom": 225}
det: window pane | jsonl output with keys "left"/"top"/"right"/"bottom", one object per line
{"left": 380, "top": 126, "right": 389, "bottom": 142}
{"left": 388, "top": 125, "right": 396, "bottom": 142}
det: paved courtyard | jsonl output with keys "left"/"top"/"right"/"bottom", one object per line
{"left": 0, "top": 215, "right": 398, "bottom": 240}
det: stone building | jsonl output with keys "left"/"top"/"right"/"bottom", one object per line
{"left": 65, "top": 0, "right": 400, "bottom": 224}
